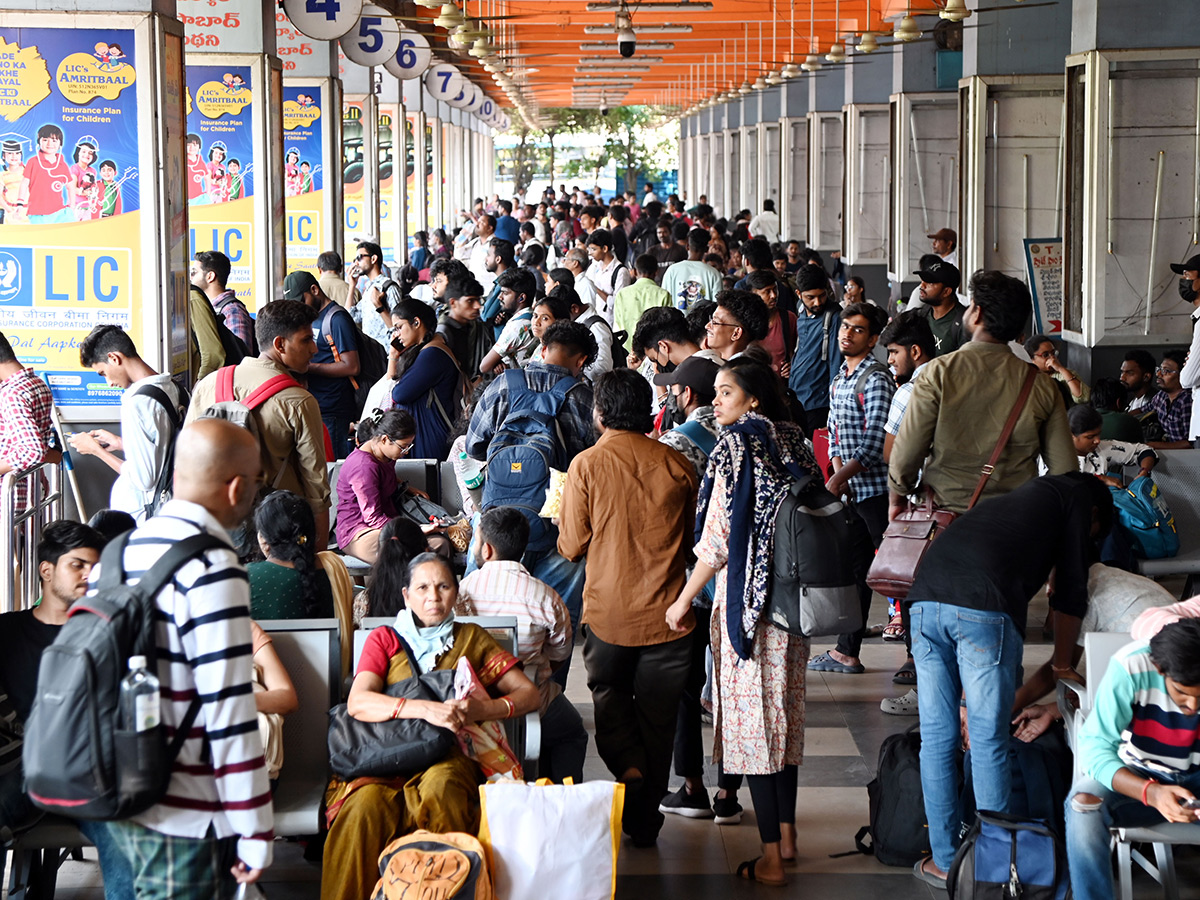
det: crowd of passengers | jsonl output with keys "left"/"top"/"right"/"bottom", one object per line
{"left": 0, "top": 188, "right": 1199, "bottom": 898}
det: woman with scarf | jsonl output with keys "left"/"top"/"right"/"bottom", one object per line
{"left": 665, "top": 358, "right": 820, "bottom": 887}
{"left": 321, "top": 553, "right": 539, "bottom": 900}
{"left": 389, "top": 297, "right": 463, "bottom": 460}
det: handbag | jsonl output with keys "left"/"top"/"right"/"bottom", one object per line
{"left": 327, "top": 631, "right": 457, "bottom": 780}
{"left": 398, "top": 491, "right": 454, "bottom": 526}
{"left": 866, "top": 364, "right": 1038, "bottom": 599}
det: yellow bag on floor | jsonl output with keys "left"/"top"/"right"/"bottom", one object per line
{"left": 371, "top": 830, "right": 493, "bottom": 900}
{"left": 478, "top": 779, "right": 624, "bottom": 900}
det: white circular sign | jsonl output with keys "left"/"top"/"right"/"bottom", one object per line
{"left": 446, "top": 79, "right": 474, "bottom": 109}
{"left": 282, "top": 0, "right": 364, "bottom": 40}
{"left": 477, "top": 96, "right": 495, "bottom": 119}
{"left": 463, "top": 83, "right": 481, "bottom": 112}
{"left": 383, "top": 27, "right": 432, "bottom": 80}
{"left": 424, "top": 63, "right": 466, "bottom": 102}
{"left": 339, "top": 5, "right": 400, "bottom": 67}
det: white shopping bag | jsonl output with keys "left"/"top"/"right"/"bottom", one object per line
{"left": 478, "top": 779, "right": 624, "bottom": 900}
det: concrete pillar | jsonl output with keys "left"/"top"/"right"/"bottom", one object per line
{"left": 276, "top": 20, "right": 342, "bottom": 275}
{"left": 808, "top": 65, "right": 845, "bottom": 252}
{"left": 0, "top": 7, "right": 188, "bottom": 413}
{"left": 181, "top": 0, "right": 284, "bottom": 311}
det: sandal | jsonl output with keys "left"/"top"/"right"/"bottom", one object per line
{"left": 736, "top": 857, "right": 787, "bottom": 886}
{"left": 893, "top": 659, "right": 917, "bottom": 686}
{"left": 883, "top": 612, "right": 906, "bottom": 642}
{"left": 808, "top": 652, "right": 865, "bottom": 674}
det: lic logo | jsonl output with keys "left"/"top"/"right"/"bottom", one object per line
{"left": 0, "top": 249, "right": 32, "bottom": 307}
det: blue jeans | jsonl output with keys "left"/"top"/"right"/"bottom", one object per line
{"left": 78, "top": 819, "right": 135, "bottom": 900}
{"left": 1065, "top": 768, "right": 1200, "bottom": 900}
{"left": 322, "top": 413, "right": 353, "bottom": 460}
{"left": 910, "top": 601, "right": 1023, "bottom": 870}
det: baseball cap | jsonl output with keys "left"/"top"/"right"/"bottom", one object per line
{"left": 282, "top": 270, "right": 318, "bottom": 301}
{"left": 652, "top": 355, "right": 720, "bottom": 404}
{"left": 1169, "top": 254, "right": 1200, "bottom": 275}
{"left": 927, "top": 227, "right": 957, "bottom": 245}
{"left": 913, "top": 260, "right": 961, "bottom": 291}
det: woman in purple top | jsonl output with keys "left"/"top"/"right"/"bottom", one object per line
{"left": 336, "top": 409, "right": 416, "bottom": 564}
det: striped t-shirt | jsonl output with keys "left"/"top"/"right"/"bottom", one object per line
{"left": 1079, "top": 639, "right": 1200, "bottom": 789}
{"left": 87, "top": 499, "right": 274, "bottom": 868}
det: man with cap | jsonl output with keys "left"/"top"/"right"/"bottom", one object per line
{"left": 656, "top": 356, "right": 721, "bottom": 479}
{"left": 928, "top": 228, "right": 958, "bottom": 267}
{"left": 1173, "top": 254, "right": 1200, "bottom": 446}
{"left": 284, "top": 270, "right": 361, "bottom": 459}
{"left": 912, "top": 259, "right": 966, "bottom": 356}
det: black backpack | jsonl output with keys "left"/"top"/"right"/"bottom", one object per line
{"left": 213, "top": 294, "right": 258, "bottom": 357}
{"left": 947, "top": 811, "right": 1071, "bottom": 900}
{"left": 23, "top": 531, "right": 227, "bottom": 821}
{"left": 132, "top": 382, "right": 189, "bottom": 520}
{"left": 851, "top": 723, "right": 931, "bottom": 867}
{"left": 582, "top": 314, "right": 629, "bottom": 370}
{"left": 765, "top": 472, "right": 866, "bottom": 637}
{"left": 316, "top": 301, "right": 388, "bottom": 414}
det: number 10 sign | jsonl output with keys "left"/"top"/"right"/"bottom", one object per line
{"left": 283, "top": 0, "right": 364, "bottom": 41}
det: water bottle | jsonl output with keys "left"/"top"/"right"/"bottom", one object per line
{"left": 235, "top": 882, "right": 267, "bottom": 900}
{"left": 459, "top": 451, "right": 484, "bottom": 490}
{"left": 120, "top": 656, "right": 160, "bottom": 733}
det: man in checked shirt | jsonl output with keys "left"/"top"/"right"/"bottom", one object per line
{"left": 0, "top": 331, "right": 57, "bottom": 509}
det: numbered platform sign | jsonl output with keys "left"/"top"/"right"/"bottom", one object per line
{"left": 383, "top": 26, "right": 432, "bottom": 81}
{"left": 424, "top": 62, "right": 465, "bottom": 102}
{"left": 462, "top": 82, "right": 481, "bottom": 113}
{"left": 339, "top": 5, "right": 400, "bottom": 67}
{"left": 477, "top": 96, "right": 495, "bottom": 120}
{"left": 283, "top": 0, "right": 364, "bottom": 41}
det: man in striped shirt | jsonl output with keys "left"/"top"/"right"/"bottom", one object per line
{"left": 1067, "top": 620, "right": 1200, "bottom": 900}
{"left": 99, "top": 419, "right": 273, "bottom": 899}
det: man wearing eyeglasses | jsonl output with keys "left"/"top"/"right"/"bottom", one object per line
{"left": 1147, "top": 350, "right": 1194, "bottom": 450}
{"left": 703, "top": 290, "right": 769, "bottom": 362}
{"left": 345, "top": 240, "right": 401, "bottom": 348}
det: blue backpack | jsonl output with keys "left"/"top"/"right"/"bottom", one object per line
{"left": 1110, "top": 476, "right": 1179, "bottom": 559}
{"left": 947, "top": 811, "right": 1070, "bottom": 900}
{"left": 482, "top": 370, "right": 579, "bottom": 552}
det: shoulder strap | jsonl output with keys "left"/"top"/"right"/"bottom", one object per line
{"left": 134, "top": 533, "right": 230, "bottom": 600}
{"left": 852, "top": 359, "right": 889, "bottom": 409}
{"left": 546, "top": 373, "right": 579, "bottom": 406}
{"left": 316, "top": 301, "right": 338, "bottom": 343}
{"left": 389, "top": 629, "right": 425, "bottom": 676}
{"left": 821, "top": 309, "right": 835, "bottom": 362}
{"left": 134, "top": 385, "right": 182, "bottom": 429}
{"left": 97, "top": 529, "right": 134, "bottom": 593}
{"left": 674, "top": 419, "right": 718, "bottom": 457}
{"left": 611, "top": 263, "right": 626, "bottom": 292}
{"left": 966, "top": 364, "right": 1039, "bottom": 510}
{"left": 214, "top": 365, "right": 237, "bottom": 403}
{"left": 242, "top": 373, "right": 300, "bottom": 410}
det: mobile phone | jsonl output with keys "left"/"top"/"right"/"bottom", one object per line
{"left": 391, "top": 336, "right": 404, "bottom": 353}
{"left": 1181, "top": 797, "right": 1200, "bottom": 810}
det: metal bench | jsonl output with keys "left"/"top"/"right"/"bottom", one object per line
{"left": 1130, "top": 450, "right": 1200, "bottom": 595}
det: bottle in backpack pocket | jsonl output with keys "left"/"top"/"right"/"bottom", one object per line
{"left": 120, "top": 656, "right": 160, "bottom": 733}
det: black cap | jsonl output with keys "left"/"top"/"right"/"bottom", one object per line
{"left": 913, "top": 260, "right": 961, "bottom": 291}
{"left": 1170, "top": 255, "right": 1200, "bottom": 275}
{"left": 652, "top": 355, "right": 719, "bottom": 405}
{"left": 282, "top": 270, "right": 318, "bottom": 300}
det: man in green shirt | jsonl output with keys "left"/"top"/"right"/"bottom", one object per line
{"left": 912, "top": 260, "right": 965, "bottom": 356}
{"left": 613, "top": 255, "right": 671, "bottom": 341}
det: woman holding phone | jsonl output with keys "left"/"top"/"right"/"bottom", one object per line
{"left": 388, "top": 298, "right": 463, "bottom": 461}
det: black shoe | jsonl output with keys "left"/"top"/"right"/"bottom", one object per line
{"left": 712, "top": 793, "right": 744, "bottom": 825}
{"left": 659, "top": 784, "right": 715, "bottom": 818}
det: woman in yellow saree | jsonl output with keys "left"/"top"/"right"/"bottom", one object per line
{"left": 321, "top": 553, "right": 540, "bottom": 900}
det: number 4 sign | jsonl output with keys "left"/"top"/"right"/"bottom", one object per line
{"left": 339, "top": 5, "right": 401, "bottom": 67}
{"left": 282, "top": 0, "right": 364, "bottom": 41}
{"left": 382, "top": 27, "right": 432, "bottom": 80}
{"left": 423, "top": 63, "right": 465, "bottom": 102}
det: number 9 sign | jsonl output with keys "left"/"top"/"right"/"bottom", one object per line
{"left": 283, "top": 0, "right": 364, "bottom": 40}
{"left": 383, "top": 26, "right": 432, "bottom": 80}
{"left": 339, "top": 5, "right": 400, "bottom": 67}
{"left": 423, "top": 63, "right": 465, "bottom": 102}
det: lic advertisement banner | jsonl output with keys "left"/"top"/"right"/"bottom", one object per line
{"left": 406, "top": 114, "right": 417, "bottom": 252}
{"left": 186, "top": 63, "right": 257, "bottom": 309}
{"left": 1023, "top": 238, "right": 1063, "bottom": 335}
{"left": 378, "top": 103, "right": 397, "bottom": 267}
{"left": 342, "top": 98, "right": 364, "bottom": 262}
{"left": 0, "top": 27, "right": 141, "bottom": 406}
{"left": 283, "top": 84, "right": 323, "bottom": 274}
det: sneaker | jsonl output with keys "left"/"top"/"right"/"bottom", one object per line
{"left": 881, "top": 688, "right": 919, "bottom": 716}
{"left": 658, "top": 785, "right": 714, "bottom": 819}
{"left": 712, "top": 793, "right": 744, "bottom": 825}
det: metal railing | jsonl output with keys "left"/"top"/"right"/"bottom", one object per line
{"left": 0, "top": 462, "right": 65, "bottom": 614}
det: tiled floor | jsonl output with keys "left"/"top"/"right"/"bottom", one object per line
{"left": 19, "top": 594, "right": 1200, "bottom": 898}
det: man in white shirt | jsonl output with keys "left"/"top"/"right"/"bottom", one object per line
{"left": 585, "top": 230, "right": 631, "bottom": 325}
{"left": 643, "top": 182, "right": 659, "bottom": 205}
{"left": 563, "top": 248, "right": 599, "bottom": 311}
{"left": 69, "top": 325, "right": 184, "bottom": 522}
{"left": 1173, "top": 253, "right": 1200, "bottom": 445}
{"left": 748, "top": 199, "right": 781, "bottom": 245}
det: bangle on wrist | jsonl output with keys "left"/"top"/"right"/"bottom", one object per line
{"left": 501, "top": 697, "right": 515, "bottom": 719}
{"left": 1142, "top": 778, "right": 1157, "bottom": 805}
{"left": 391, "top": 697, "right": 406, "bottom": 720}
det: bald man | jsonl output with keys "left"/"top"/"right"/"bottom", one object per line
{"left": 100, "top": 418, "right": 275, "bottom": 898}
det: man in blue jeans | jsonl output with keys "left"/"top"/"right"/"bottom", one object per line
{"left": 905, "top": 473, "right": 1113, "bottom": 889}
{"left": 1066, "top": 619, "right": 1200, "bottom": 900}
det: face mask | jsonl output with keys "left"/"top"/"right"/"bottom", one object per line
{"left": 1179, "top": 277, "right": 1199, "bottom": 304}
{"left": 654, "top": 359, "right": 676, "bottom": 376}
{"left": 668, "top": 396, "right": 688, "bottom": 427}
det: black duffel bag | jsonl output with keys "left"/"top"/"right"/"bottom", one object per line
{"left": 327, "top": 631, "right": 456, "bottom": 779}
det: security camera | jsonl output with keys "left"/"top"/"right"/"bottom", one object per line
{"left": 617, "top": 25, "right": 636, "bottom": 58}
{"left": 600, "top": 106, "right": 609, "bottom": 116}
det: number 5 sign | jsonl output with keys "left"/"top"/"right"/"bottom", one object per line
{"left": 383, "top": 27, "right": 432, "bottom": 80}
{"left": 282, "top": 0, "right": 364, "bottom": 40}
{"left": 423, "top": 63, "right": 465, "bottom": 102}
{"left": 339, "top": 5, "right": 400, "bottom": 66}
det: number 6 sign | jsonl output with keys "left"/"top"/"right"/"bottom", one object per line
{"left": 423, "top": 63, "right": 465, "bottom": 102}
{"left": 282, "top": 0, "right": 364, "bottom": 40}
{"left": 383, "top": 27, "right": 432, "bottom": 80}
{"left": 339, "top": 5, "right": 400, "bottom": 67}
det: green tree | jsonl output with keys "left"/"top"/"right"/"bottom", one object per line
{"left": 541, "top": 108, "right": 603, "bottom": 185}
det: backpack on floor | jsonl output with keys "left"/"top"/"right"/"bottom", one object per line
{"left": 482, "top": 370, "right": 578, "bottom": 553}
{"left": 947, "top": 811, "right": 1070, "bottom": 900}
{"left": 371, "top": 831, "right": 493, "bottom": 900}
{"left": 23, "top": 530, "right": 227, "bottom": 820}
{"left": 1110, "top": 476, "right": 1179, "bottom": 560}
{"left": 852, "top": 723, "right": 930, "bottom": 867}
{"left": 766, "top": 472, "right": 864, "bottom": 637}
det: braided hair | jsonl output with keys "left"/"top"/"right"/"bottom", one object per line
{"left": 254, "top": 490, "right": 322, "bottom": 616}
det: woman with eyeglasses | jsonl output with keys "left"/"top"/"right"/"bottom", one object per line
{"left": 336, "top": 409, "right": 417, "bottom": 564}
{"left": 1025, "top": 333, "right": 1090, "bottom": 404}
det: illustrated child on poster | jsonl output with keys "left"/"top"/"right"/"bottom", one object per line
{"left": 71, "top": 137, "right": 100, "bottom": 220}
{"left": 299, "top": 161, "right": 314, "bottom": 194}
{"left": 18, "top": 124, "right": 76, "bottom": 224}
{"left": 228, "top": 159, "right": 250, "bottom": 201}
{"left": 0, "top": 136, "right": 29, "bottom": 225}
{"left": 98, "top": 160, "right": 137, "bottom": 218}
{"left": 186, "top": 133, "right": 208, "bottom": 204}
{"left": 207, "top": 142, "right": 230, "bottom": 204}
{"left": 285, "top": 148, "right": 301, "bottom": 197}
